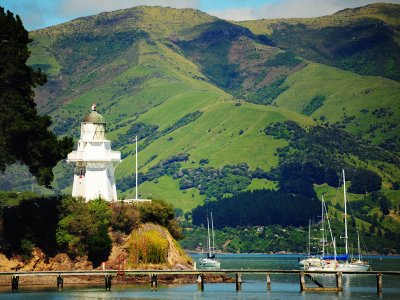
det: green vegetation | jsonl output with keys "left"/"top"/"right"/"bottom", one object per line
{"left": 0, "top": 192, "right": 181, "bottom": 265}
{"left": 265, "top": 121, "right": 400, "bottom": 186}
{"left": 348, "top": 168, "right": 382, "bottom": 194}
{"left": 192, "top": 189, "right": 320, "bottom": 228}
{"left": 2, "top": 4, "right": 399, "bottom": 254}
{"left": 56, "top": 197, "right": 113, "bottom": 265}
{"left": 273, "top": 63, "right": 400, "bottom": 149}
{"left": 302, "top": 95, "right": 326, "bottom": 116}
{"left": 265, "top": 52, "right": 302, "bottom": 68}
{"left": 268, "top": 16, "right": 400, "bottom": 81}
{"left": 181, "top": 218, "right": 400, "bottom": 254}
{"left": 128, "top": 229, "right": 169, "bottom": 265}
{"left": 248, "top": 76, "right": 288, "bottom": 105}
{"left": 0, "top": 7, "right": 73, "bottom": 187}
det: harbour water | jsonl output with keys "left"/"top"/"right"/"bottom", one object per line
{"left": 0, "top": 254, "right": 399, "bottom": 299}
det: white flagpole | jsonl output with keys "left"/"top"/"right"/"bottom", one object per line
{"left": 135, "top": 136, "right": 138, "bottom": 200}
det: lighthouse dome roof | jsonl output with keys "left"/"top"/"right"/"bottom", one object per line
{"left": 83, "top": 110, "right": 105, "bottom": 123}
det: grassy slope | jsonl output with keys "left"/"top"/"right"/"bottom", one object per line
{"left": 116, "top": 100, "right": 311, "bottom": 211}
{"left": 25, "top": 5, "right": 400, "bottom": 229}
{"left": 35, "top": 14, "right": 311, "bottom": 211}
{"left": 274, "top": 63, "right": 400, "bottom": 146}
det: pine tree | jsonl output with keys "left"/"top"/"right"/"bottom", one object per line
{"left": 0, "top": 7, "right": 73, "bottom": 187}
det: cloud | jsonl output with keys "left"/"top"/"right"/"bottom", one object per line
{"left": 58, "top": 0, "right": 199, "bottom": 18}
{"left": 209, "top": 0, "right": 400, "bottom": 20}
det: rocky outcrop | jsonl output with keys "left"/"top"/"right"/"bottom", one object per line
{"left": 0, "top": 223, "right": 192, "bottom": 272}
{"left": 106, "top": 223, "right": 193, "bottom": 270}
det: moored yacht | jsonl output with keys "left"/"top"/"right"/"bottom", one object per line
{"left": 199, "top": 212, "right": 220, "bottom": 268}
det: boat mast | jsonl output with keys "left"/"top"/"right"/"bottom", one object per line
{"left": 333, "top": 237, "right": 337, "bottom": 261}
{"left": 207, "top": 215, "right": 212, "bottom": 257}
{"left": 321, "top": 195, "right": 325, "bottom": 257}
{"left": 135, "top": 136, "right": 138, "bottom": 200}
{"left": 308, "top": 219, "right": 311, "bottom": 256}
{"left": 357, "top": 230, "right": 361, "bottom": 261}
{"left": 342, "top": 169, "right": 349, "bottom": 255}
{"left": 211, "top": 212, "right": 215, "bottom": 255}
{"left": 324, "top": 200, "right": 335, "bottom": 257}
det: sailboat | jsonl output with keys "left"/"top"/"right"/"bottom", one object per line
{"left": 335, "top": 170, "right": 370, "bottom": 271}
{"left": 299, "top": 219, "right": 323, "bottom": 268}
{"left": 300, "top": 196, "right": 336, "bottom": 269}
{"left": 306, "top": 170, "right": 370, "bottom": 271}
{"left": 199, "top": 212, "right": 220, "bottom": 268}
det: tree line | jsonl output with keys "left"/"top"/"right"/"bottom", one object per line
{"left": 192, "top": 189, "right": 321, "bottom": 228}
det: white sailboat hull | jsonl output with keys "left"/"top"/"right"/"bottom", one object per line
{"left": 305, "top": 170, "right": 371, "bottom": 272}
{"left": 299, "top": 257, "right": 323, "bottom": 267}
{"left": 199, "top": 257, "right": 220, "bottom": 268}
{"left": 337, "top": 261, "right": 370, "bottom": 271}
{"left": 200, "top": 212, "right": 221, "bottom": 268}
{"left": 306, "top": 260, "right": 370, "bottom": 271}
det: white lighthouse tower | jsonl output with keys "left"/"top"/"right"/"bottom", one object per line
{"left": 67, "top": 104, "right": 121, "bottom": 202}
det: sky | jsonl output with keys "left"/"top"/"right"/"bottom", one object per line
{"left": 1, "top": 0, "right": 400, "bottom": 31}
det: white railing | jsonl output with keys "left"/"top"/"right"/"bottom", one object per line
{"left": 68, "top": 150, "right": 120, "bottom": 162}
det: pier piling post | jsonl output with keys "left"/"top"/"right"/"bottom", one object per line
{"left": 266, "top": 273, "right": 271, "bottom": 291}
{"left": 105, "top": 274, "right": 112, "bottom": 291}
{"left": 151, "top": 274, "right": 158, "bottom": 291}
{"left": 336, "top": 272, "right": 343, "bottom": 291}
{"left": 197, "top": 274, "right": 204, "bottom": 291}
{"left": 299, "top": 272, "right": 306, "bottom": 292}
{"left": 11, "top": 276, "right": 19, "bottom": 292}
{"left": 235, "top": 273, "right": 242, "bottom": 291}
{"left": 377, "top": 273, "right": 383, "bottom": 294}
{"left": 57, "top": 275, "right": 64, "bottom": 291}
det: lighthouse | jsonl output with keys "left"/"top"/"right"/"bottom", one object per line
{"left": 67, "top": 104, "right": 121, "bottom": 202}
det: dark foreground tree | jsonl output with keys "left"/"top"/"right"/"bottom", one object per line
{"left": 0, "top": 7, "right": 73, "bottom": 187}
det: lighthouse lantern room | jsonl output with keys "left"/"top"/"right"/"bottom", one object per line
{"left": 67, "top": 104, "right": 121, "bottom": 202}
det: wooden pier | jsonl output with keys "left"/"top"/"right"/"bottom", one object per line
{"left": 1, "top": 269, "right": 399, "bottom": 294}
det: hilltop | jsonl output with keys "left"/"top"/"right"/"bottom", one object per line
{"left": 1, "top": 3, "right": 399, "bottom": 253}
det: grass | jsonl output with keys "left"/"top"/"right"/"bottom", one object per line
{"left": 274, "top": 63, "right": 400, "bottom": 145}
{"left": 314, "top": 183, "right": 365, "bottom": 206}
{"left": 247, "top": 179, "right": 277, "bottom": 191}
{"left": 122, "top": 175, "right": 204, "bottom": 212}
{"left": 117, "top": 101, "right": 312, "bottom": 176}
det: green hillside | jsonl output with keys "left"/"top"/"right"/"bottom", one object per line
{"left": 240, "top": 3, "right": 400, "bottom": 81}
{"left": 273, "top": 63, "right": 400, "bottom": 152}
{"left": 4, "top": 3, "right": 397, "bottom": 251}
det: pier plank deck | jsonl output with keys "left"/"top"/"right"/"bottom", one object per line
{"left": 2, "top": 269, "right": 399, "bottom": 294}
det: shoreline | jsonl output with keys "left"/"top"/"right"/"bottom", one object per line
{"left": 189, "top": 252, "right": 398, "bottom": 257}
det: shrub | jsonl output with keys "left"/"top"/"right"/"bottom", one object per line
{"left": 139, "top": 199, "right": 174, "bottom": 227}
{"left": 127, "top": 229, "right": 169, "bottom": 266}
{"left": 348, "top": 168, "right": 382, "bottom": 194}
{"left": 20, "top": 239, "right": 34, "bottom": 261}
{"left": 87, "top": 224, "right": 112, "bottom": 267}
{"left": 110, "top": 202, "right": 140, "bottom": 234}
{"left": 393, "top": 181, "right": 400, "bottom": 190}
{"left": 302, "top": 95, "right": 326, "bottom": 116}
{"left": 56, "top": 197, "right": 113, "bottom": 261}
